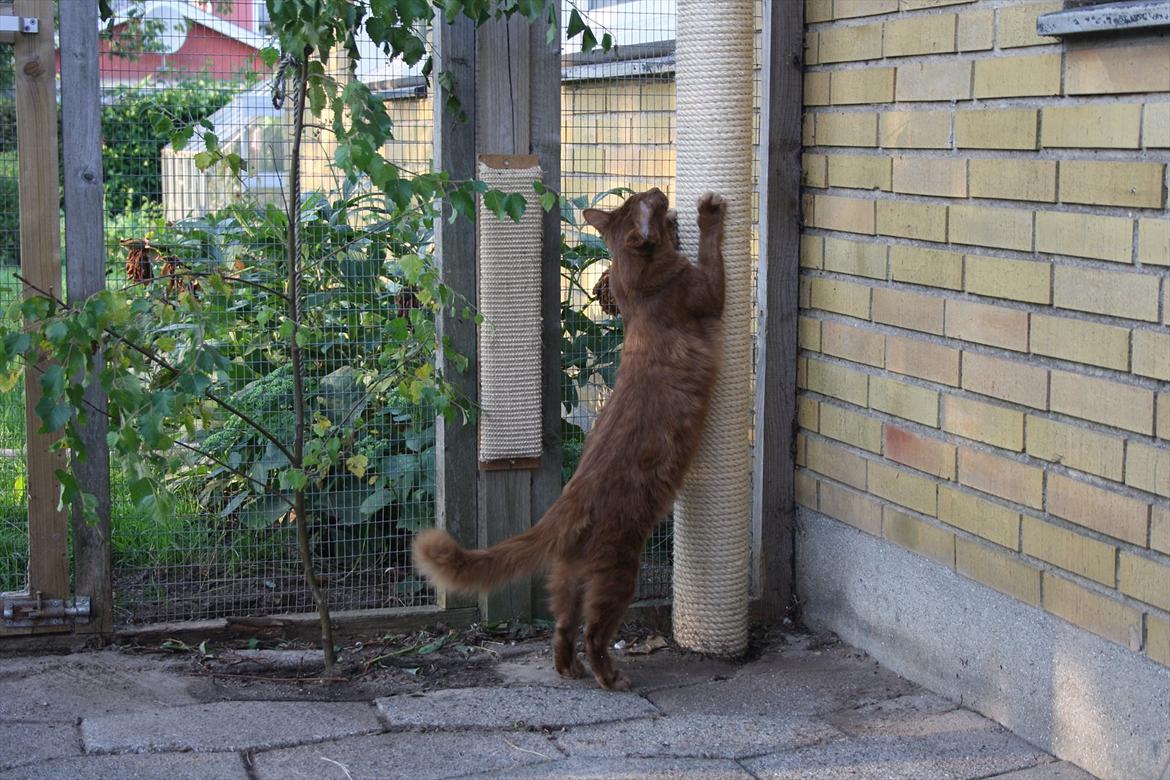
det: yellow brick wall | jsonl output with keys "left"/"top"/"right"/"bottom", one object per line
{"left": 799, "top": 0, "right": 1169, "bottom": 669}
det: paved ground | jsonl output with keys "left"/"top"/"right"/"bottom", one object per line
{"left": 0, "top": 629, "right": 1096, "bottom": 779}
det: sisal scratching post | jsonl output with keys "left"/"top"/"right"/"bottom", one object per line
{"left": 672, "top": 0, "right": 754, "bottom": 656}
{"left": 477, "top": 155, "right": 545, "bottom": 464}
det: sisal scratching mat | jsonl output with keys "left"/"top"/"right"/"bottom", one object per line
{"left": 671, "top": 0, "right": 754, "bottom": 656}
{"left": 477, "top": 155, "right": 544, "bottom": 464}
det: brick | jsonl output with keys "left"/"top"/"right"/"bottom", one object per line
{"left": 1061, "top": 160, "right": 1165, "bottom": 209}
{"left": 1023, "top": 517, "right": 1116, "bottom": 585}
{"left": 901, "top": 0, "right": 975, "bottom": 8}
{"left": 1066, "top": 42, "right": 1170, "bottom": 96}
{"left": 884, "top": 424, "right": 956, "bottom": 479}
{"left": 823, "top": 236, "right": 887, "bottom": 279}
{"left": 996, "top": 1, "right": 1061, "bottom": 48}
{"left": 870, "top": 375, "right": 940, "bottom": 427}
{"left": 798, "top": 395, "right": 819, "bottom": 431}
{"left": 876, "top": 201, "right": 948, "bottom": 243}
{"left": 1051, "top": 370, "right": 1154, "bottom": 435}
{"left": 1134, "top": 330, "right": 1170, "bottom": 382}
{"left": 968, "top": 159, "right": 1056, "bottom": 202}
{"left": 873, "top": 287, "right": 945, "bottom": 335}
{"left": 804, "top": 71, "right": 831, "bottom": 106}
{"left": 800, "top": 235, "right": 824, "bottom": 269}
{"left": 1120, "top": 553, "right": 1170, "bottom": 611}
{"left": 883, "top": 14, "right": 956, "bottom": 57}
{"left": 1049, "top": 472, "right": 1149, "bottom": 546}
{"left": 945, "top": 299, "right": 1029, "bottom": 352}
{"left": 835, "top": 0, "right": 898, "bottom": 17}
{"left": 869, "top": 460, "right": 939, "bottom": 516}
{"left": 965, "top": 256, "right": 1051, "bottom": 304}
{"left": 799, "top": 316, "right": 822, "bottom": 351}
{"left": 1145, "top": 103, "right": 1170, "bottom": 148}
{"left": 796, "top": 432, "right": 808, "bottom": 466}
{"left": 819, "top": 481, "right": 882, "bottom": 535}
{"left": 822, "top": 319, "right": 885, "bottom": 367}
{"left": 1160, "top": 393, "right": 1170, "bottom": 441}
{"left": 974, "top": 54, "right": 1061, "bottom": 98}
{"left": 885, "top": 335, "right": 961, "bottom": 386}
{"left": 958, "top": 447, "right": 1044, "bottom": 509}
{"left": 1025, "top": 416, "right": 1123, "bottom": 482}
{"left": 956, "top": 538, "right": 1039, "bottom": 604}
{"left": 803, "top": 153, "right": 828, "bottom": 187}
{"left": 812, "top": 194, "right": 876, "bottom": 234}
{"left": 797, "top": 355, "right": 808, "bottom": 387}
{"left": 827, "top": 154, "right": 892, "bottom": 190}
{"left": 892, "top": 157, "right": 967, "bottom": 198}
{"left": 1138, "top": 220, "right": 1170, "bottom": 267}
{"left": 890, "top": 245, "right": 963, "bottom": 290}
{"left": 1054, "top": 266, "right": 1160, "bottom": 322}
{"left": 1042, "top": 573, "right": 1141, "bottom": 650}
{"left": 816, "top": 111, "right": 879, "bottom": 147}
{"left": 962, "top": 352, "right": 1048, "bottom": 410}
{"left": 1041, "top": 104, "right": 1143, "bottom": 149}
{"left": 896, "top": 61, "right": 972, "bottom": 102}
{"left": 956, "top": 109, "right": 1038, "bottom": 150}
{"left": 1148, "top": 614, "right": 1170, "bottom": 667}
{"left": 807, "top": 358, "right": 871, "bottom": 407}
{"left": 943, "top": 395, "right": 1025, "bottom": 451}
{"left": 1153, "top": 504, "right": 1170, "bottom": 555}
{"left": 820, "top": 402, "right": 883, "bottom": 453}
{"left": 1030, "top": 314, "right": 1130, "bottom": 371}
{"left": 806, "top": 434, "right": 869, "bottom": 490}
{"left": 810, "top": 277, "right": 873, "bottom": 319}
{"left": 819, "top": 24, "right": 883, "bottom": 64}
{"left": 940, "top": 487, "right": 1020, "bottom": 549}
{"left": 1036, "top": 212, "right": 1133, "bottom": 263}
{"left": 884, "top": 508, "right": 954, "bottom": 566}
{"left": 1126, "top": 441, "right": 1170, "bottom": 498}
{"left": 957, "top": 10, "right": 993, "bottom": 51}
{"left": 880, "top": 111, "right": 952, "bottom": 149}
{"left": 803, "top": 112, "right": 815, "bottom": 145}
{"left": 831, "top": 68, "right": 896, "bottom": 105}
{"left": 949, "top": 205, "right": 1033, "bottom": 252}
{"left": 806, "top": 0, "right": 832, "bottom": 23}
{"left": 1164, "top": 283, "right": 1170, "bottom": 327}
{"left": 796, "top": 468, "right": 819, "bottom": 509}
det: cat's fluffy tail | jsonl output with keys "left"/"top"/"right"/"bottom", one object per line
{"left": 412, "top": 510, "right": 565, "bottom": 593}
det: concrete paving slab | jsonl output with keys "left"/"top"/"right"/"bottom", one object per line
{"left": 827, "top": 692, "right": 984, "bottom": 738}
{"left": 81, "top": 701, "right": 382, "bottom": 754}
{"left": 0, "top": 752, "right": 248, "bottom": 780}
{"left": 647, "top": 664, "right": 917, "bottom": 718}
{"left": 743, "top": 726, "right": 1051, "bottom": 780}
{"left": 0, "top": 656, "right": 198, "bottom": 722}
{"left": 376, "top": 686, "right": 657, "bottom": 730}
{"left": 0, "top": 722, "right": 79, "bottom": 771}
{"left": 495, "top": 648, "right": 741, "bottom": 693}
{"left": 251, "top": 729, "right": 559, "bottom": 780}
{"left": 457, "top": 756, "right": 756, "bottom": 779}
{"left": 988, "top": 761, "right": 1099, "bottom": 780}
{"left": 553, "top": 713, "right": 841, "bottom": 759}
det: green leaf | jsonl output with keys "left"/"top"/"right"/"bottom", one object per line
{"left": 566, "top": 8, "right": 586, "bottom": 38}
{"left": 503, "top": 193, "right": 526, "bottom": 222}
{"left": 279, "top": 468, "right": 308, "bottom": 491}
{"left": 580, "top": 26, "right": 598, "bottom": 53}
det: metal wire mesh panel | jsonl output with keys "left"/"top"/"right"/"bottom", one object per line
{"left": 0, "top": 46, "right": 25, "bottom": 594}
{"left": 559, "top": 0, "right": 762, "bottom": 601}
{"left": 99, "top": 1, "right": 437, "bottom": 624}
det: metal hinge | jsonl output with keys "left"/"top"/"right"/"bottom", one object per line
{"left": 2, "top": 594, "right": 90, "bottom": 627}
{"left": 0, "top": 16, "right": 37, "bottom": 35}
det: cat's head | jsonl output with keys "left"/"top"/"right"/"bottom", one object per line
{"left": 582, "top": 188, "right": 673, "bottom": 258}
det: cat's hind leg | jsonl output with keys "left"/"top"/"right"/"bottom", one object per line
{"left": 582, "top": 561, "right": 639, "bottom": 691}
{"left": 550, "top": 561, "right": 586, "bottom": 679}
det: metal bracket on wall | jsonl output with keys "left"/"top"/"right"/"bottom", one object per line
{"left": 0, "top": 15, "right": 37, "bottom": 34}
{"left": 2, "top": 595, "right": 90, "bottom": 628}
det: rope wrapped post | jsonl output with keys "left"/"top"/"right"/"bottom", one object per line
{"left": 672, "top": 0, "right": 754, "bottom": 656}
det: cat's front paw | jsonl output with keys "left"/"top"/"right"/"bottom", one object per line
{"left": 697, "top": 192, "right": 727, "bottom": 231}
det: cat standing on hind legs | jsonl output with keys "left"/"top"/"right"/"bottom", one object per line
{"left": 413, "top": 188, "right": 726, "bottom": 691}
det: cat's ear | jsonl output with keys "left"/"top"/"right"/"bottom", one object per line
{"left": 583, "top": 208, "right": 612, "bottom": 233}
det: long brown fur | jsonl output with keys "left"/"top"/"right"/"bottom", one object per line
{"left": 413, "top": 188, "right": 725, "bottom": 690}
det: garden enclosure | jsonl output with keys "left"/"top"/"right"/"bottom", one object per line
{"left": 0, "top": 0, "right": 799, "bottom": 637}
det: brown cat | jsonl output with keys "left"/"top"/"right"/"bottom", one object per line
{"left": 413, "top": 188, "right": 726, "bottom": 691}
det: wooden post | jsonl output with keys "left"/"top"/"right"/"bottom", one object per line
{"left": 752, "top": 0, "right": 803, "bottom": 620}
{"left": 60, "top": 0, "right": 112, "bottom": 634}
{"left": 14, "top": 0, "right": 67, "bottom": 603}
{"left": 433, "top": 14, "right": 480, "bottom": 612}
